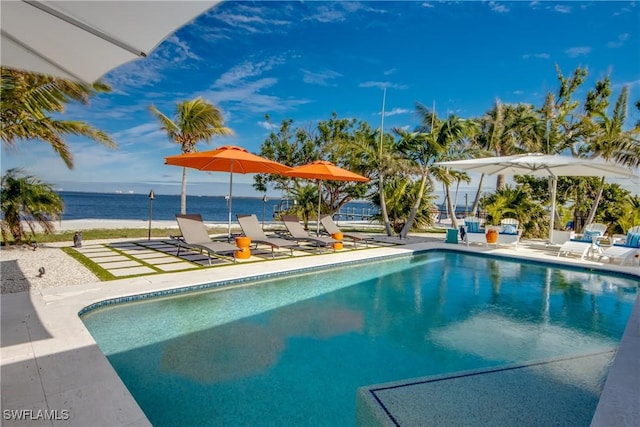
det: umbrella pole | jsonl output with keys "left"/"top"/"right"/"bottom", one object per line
{"left": 228, "top": 170, "right": 233, "bottom": 243}
{"left": 317, "top": 181, "right": 321, "bottom": 236}
{"left": 549, "top": 177, "right": 557, "bottom": 243}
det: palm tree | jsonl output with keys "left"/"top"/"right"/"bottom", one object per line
{"left": 150, "top": 97, "right": 234, "bottom": 214}
{"left": 1, "top": 68, "right": 114, "bottom": 168}
{"left": 393, "top": 127, "right": 443, "bottom": 238}
{"left": 615, "top": 98, "right": 640, "bottom": 168}
{"left": 1, "top": 169, "right": 64, "bottom": 244}
{"left": 287, "top": 184, "right": 317, "bottom": 229}
{"left": 414, "top": 104, "right": 475, "bottom": 230}
{"left": 477, "top": 100, "right": 541, "bottom": 189}
{"left": 616, "top": 195, "right": 640, "bottom": 233}
{"left": 580, "top": 85, "right": 637, "bottom": 225}
{"left": 338, "top": 124, "right": 404, "bottom": 236}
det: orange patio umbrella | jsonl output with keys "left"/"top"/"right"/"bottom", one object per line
{"left": 165, "top": 145, "right": 292, "bottom": 241}
{"left": 284, "top": 160, "right": 369, "bottom": 234}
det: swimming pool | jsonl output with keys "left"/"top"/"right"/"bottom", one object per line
{"left": 80, "top": 251, "right": 638, "bottom": 426}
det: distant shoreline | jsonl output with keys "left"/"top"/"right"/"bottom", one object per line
{"left": 40, "top": 218, "right": 379, "bottom": 233}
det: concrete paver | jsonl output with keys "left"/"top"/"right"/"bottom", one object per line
{"left": 109, "top": 266, "right": 156, "bottom": 277}
{"left": 95, "top": 260, "right": 140, "bottom": 269}
{"left": 154, "top": 263, "right": 196, "bottom": 272}
{"left": 87, "top": 255, "right": 129, "bottom": 262}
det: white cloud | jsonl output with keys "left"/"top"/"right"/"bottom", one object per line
{"left": 208, "top": 3, "right": 291, "bottom": 33}
{"left": 214, "top": 57, "right": 285, "bottom": 88}
{"left": 384, "top": 108, "right": 411, "bottom": 117}
{"left": 488, "top": 2, "right": 509, "bottom": 13}
{"left": 110, "top": 122, "right": 169, "bottom": 148}
{"left": 565, "top": 46, "right": 591, "bottom": 58}
{"left": 554, "top": 5, "right": 572, "bottom": 14}
{"left": 383, "top": 68, "right": 397, "bottom": 76}
{"left": 206, "top": 77, "right": 310, "bottom": 114}
{"left": 301, "top": 69, "right": 343, "bottom": 86}
{"left": 359, "top": 81, "right": 408, "bottom": 90}
{"left": 304, "top": 2, "right": 386, "bottom": 23}
{"left": 422, "top": 3, "right": 435, "bottom": 8}
{"left": 306, "top": 4, "right": 349, "bottom": 23}
{"left": 607, "top": 33, "right": 629, "bottom": 48}
{"left": 105, "top": 34, "right": 201, "bottom": 92}
{"left": 257, "top": 120, "right": 279, "bottom": 131}
{"left": 522, "top": 53, "right": 550, "bottom": 59}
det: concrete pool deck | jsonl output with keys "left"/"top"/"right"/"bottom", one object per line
{"left": 1, "top": 239, "right": 638, "bottom": 426}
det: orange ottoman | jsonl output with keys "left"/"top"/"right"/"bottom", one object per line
{"left": 331, "top": 232, "right": 343, "bottom": 250}
{"left": 235, "top": 236, "right": 251, "bottom": 259}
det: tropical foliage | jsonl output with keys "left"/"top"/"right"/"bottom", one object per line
{"left": 254, "top": 114, "right": 371, "bottom": 220}
{"left": 252, "top": 65, "right": 638, "bottom": 239}
{"left": 0, "top": 67, "right": 114, "bottom": 168}
{"left": 150, "top": 97, "right": 234, "bottom": 214}
{"left": 1, "top": 169, "right": 64, "bottom": 244}
{"left": 369, "top": 175, "right": 437, "bottom": 233}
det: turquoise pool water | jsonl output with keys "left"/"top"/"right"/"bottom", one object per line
{"left": 80, "top": 252, "right": 638, "bottom": 426}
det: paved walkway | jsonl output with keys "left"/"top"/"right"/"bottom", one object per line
{"left": 71, "top": 234, "right": 404, "bottom": 279}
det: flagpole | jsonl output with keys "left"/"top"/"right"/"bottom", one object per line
{"left": 549, "top": 176, "right": 557, "bottom": 244}
{"left": 379, "top": 87, "right": 393, "bottom": 236}
{"left": 317, "top": 181, "right": 321, "bottom": 236}
{"left": 228, "top": 167, "right": 233, "bottom": 243}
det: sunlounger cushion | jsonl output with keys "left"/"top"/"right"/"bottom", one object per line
{"left": 501, "top": 224, "right": 517, "bottom": 235}
{"left": 625, "top": 232, "right": 640, "bottom": 248}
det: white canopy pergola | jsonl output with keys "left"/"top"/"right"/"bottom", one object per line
{"left": 434, "top": 153, "right": 638, "bottom": 241}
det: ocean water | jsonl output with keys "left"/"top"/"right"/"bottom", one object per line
{"left": 56, "top": 191, "right": 376, "bottom": 222}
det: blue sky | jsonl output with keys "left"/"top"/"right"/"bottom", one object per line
{"left": 3, "top": 1, "right": 639, "bottom": 197}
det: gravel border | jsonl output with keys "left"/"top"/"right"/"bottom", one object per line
{"left": 1, "top": 243, "right": 100, "bottom": 294}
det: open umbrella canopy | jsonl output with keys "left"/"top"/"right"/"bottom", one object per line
{"left": 434, "top": 153, "right": 638, "bottom": 241}
{"left": 284, "top": 160, "right": 369, "bottom": 234}
{"left": 165, "top": 145, "right": 292, "bottom": 241}
{"left": 434, "top": 153, "right": 638, "bottom": 178}
{"left": 283, "top": 160, "right": 369, "bottom": 182}
{"left": 165, "top": 145, "right": 292, "bottom": 175}
{"left": 0, "top": 0, "right": 219, "bottom": 83}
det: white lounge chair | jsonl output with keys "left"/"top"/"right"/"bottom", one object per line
{"left": 462, "top": 216, "right": 486, "bottom": 246}
{"left": 497, "top": 218, "right": 522, "bottom": 249}
{"left": 237, "top": 214, "right": 297, "bottom": 258}
{"left": 175, "top": 214, "right": 239, "bottom": 264}
{"left": 557, "top": 223, "right": 607, "bottom": 260}
{"left": 598, "top": 226, "right": 640, "bottom": 266}
{"left": 320, "top": 215, "right": 374, "bottom": 248}
{"left": 462, "top": 217, "right": 521, "bottom": 249}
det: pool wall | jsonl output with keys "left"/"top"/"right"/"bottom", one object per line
{"left": 1, "top": 242, "right": 637, "bottom": 426}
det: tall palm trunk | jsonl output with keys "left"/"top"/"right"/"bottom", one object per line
{"left": 380, "top": 173, "right": 393, "bottom": 236}
{"left": 400, "top": 170, "right": 428, "bottom": 238}
{"left": 180, "top": 167, "right": 188, "bottom": 214}
{"left": 584, "top": 176, "right": 605, "bottom": 225}
{"left": 496, "top": 174, "right": 506, "bottom": 190}
{"left": 453, "top": 179, "right": 460, "bottom": 212}
{"left": 471, "top": 173, "right": 485, "bottom": 215}
{"left": 445, "top": 184, "right": 458, "bottom": 229}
